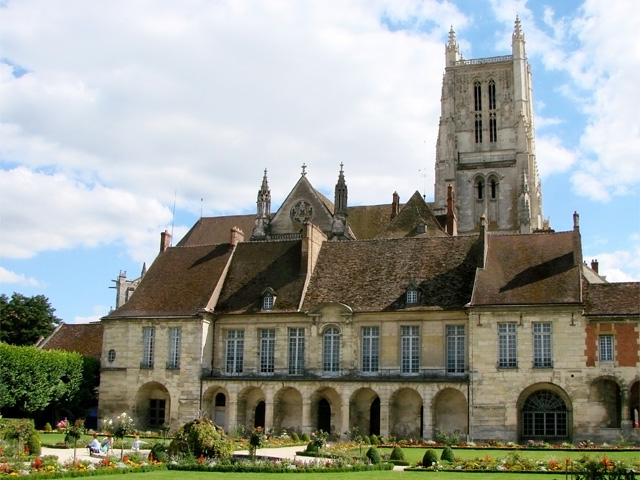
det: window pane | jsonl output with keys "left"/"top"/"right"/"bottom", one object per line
{"left": 599, "top": 335, "right": 613, "bottom": 361}
{"left": 533, "top": 323, "right": 552, "bottom": 367}
{"left": 323, "top": 328, "right": 340, "bottom": 373}
{"left": 401, "top": 326, "right": 419, "bottom": 373}
{"left": 226, "top": 330, "right": 244, "bottom": 374}
{"left": 142, "top": 327, "right": 155, "bottom": 369}
{"left": 288, "top": 328, "right": 305, "bottom": 375}
{"left": 446, "top": 325, "right": 465, "bottom": 373}
{"left": 260, "top": 329, "right": 275, "bottom": 373}
{"left": 362, "top": 326, "right": 379, "bottom": 373}
{"left": 168, "top": 327, "right": 181, "bottom": 369}
{"left": 498, "top": 323, "right": 517, "bottom": 368}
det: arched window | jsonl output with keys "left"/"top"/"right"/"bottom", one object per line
{"left": 489, "top": 112, "right": 497, "bottom": 142}
{"left": 473, "top": 81, "right": 482, "bottom": 111}
{"left": 522, "top": 390, "right": 567, "bottom": 438}
{"left": 490, "top": 178, "right": 498, "bottom": 199}
{"left": 475, "top": 114, "right": 483, "bottom": 143}
{"left": 262, "top": 289, "right": 275, "bottom": 310}
{"left": 488, "top": 79, "right": 496, "bottom": 110}
{"left": 477, "top": 179, "right": 484, "bottom": 200}
{"left": 322, "top": 327, "right": 340, "bottom": 373}
{"left": 215, "top": 392, "right": 226, "bottom": 407}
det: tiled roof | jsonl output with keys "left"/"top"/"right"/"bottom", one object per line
{"left": 301, "top": 235, "right": 482, "bottom": 312}
{"left": 38, "top": 322, "right": 103, "bottom": 359}
{"left": 376, "top": 191, "right": 448, "bottom": 239}
{"left": 109, "top": 244, "right": 234, "bottom": 317}
{"left": 472, "top": 231, "right": 582, "bottom": 306}
{"left": 216, "top": 240, "right": 306, "bottom": 313}
{"left": 584, "top": 282, "right": 640, "bottom": 316}
{"left": 178, "top": 216, "right": 255, "bottom": 247}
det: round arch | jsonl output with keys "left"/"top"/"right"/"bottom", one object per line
{"left": 390, "top": 388, "right": 423, "bottom": 440}
{"left": 237, "top": 386, "right": 266, "bottom": 431}
{"left": 310, "top": 387, "right": 341, "bottom": 435}
{"left": 349, "top": 387, "right": 380, "bottom": 437}
{"left": 134, "top": 382, "right": 171, "bottom": 429}
{"left": 202, "top": 386, "right": 230, "bottom": 430}
{"left": 273, "top": 387, "right": 303, "bottom": 434}
{"left": 517, "top": 383, "right": 572, "bottom": 441}
{"left": 589, "top": 376, "right": 622, "bottom": 428}
{"left": 433, "top": 387, "right": 467, "bottom": 435}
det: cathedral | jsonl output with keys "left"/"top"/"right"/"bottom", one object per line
{"left": 99, "top": 19, "right": 640, "bottom": 444}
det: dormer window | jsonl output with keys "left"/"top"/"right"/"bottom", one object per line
{"left": 406, "top": 283, "right": 419, "bottom": 305}
{"left": 262, "top": 288, "right": 276, "bottom": 311}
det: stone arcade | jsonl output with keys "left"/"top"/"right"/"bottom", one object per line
{"left": 99, "top": 19, "right": 640, "bottom": 444}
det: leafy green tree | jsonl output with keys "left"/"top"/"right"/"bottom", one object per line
{"left": 0, "top": 293, "right": 61, "bottom": 346}
{"left": 0, "top": 343, "right": 83, "bottom": 415}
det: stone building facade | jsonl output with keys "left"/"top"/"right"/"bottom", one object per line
{"left": 99, "top": 20, "right": 639, "bottom": 444}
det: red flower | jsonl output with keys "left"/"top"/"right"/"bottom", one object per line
{"left": 198, "top": 454, "right": 205, "bottom": 464}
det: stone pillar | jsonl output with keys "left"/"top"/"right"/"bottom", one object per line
{"left": 341, "top": 401, "right": 350, "bottom": 435}
{"left": 265, "top": 392, "right": 274, "bottom": 431}
{"left": 228, "top": 400, "right": 238, "bottom": 433}
{"left": 379, "top": 401, "right": 389, "bottom": 437}
{"left": 302, "top": 399, "right": 311, "bottom": 433}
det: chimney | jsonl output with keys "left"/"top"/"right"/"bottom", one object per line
{"left": 230, "top": 227, "right": 245, "bottom": 247}
{"left": 591, "top": 259, "right": 599, "bottom": 274}
{"left": 301, "top": 221, "right": 327, "bottom": 275}
{"left": 391, "top": 192, "right": 400, "bottom": 219}
{"left": 446, "top": 184, "right": 458, "bottom": 236}
{"left": 479, "top": 214, "right": 488, "bottom": 268}
{"left": 572, "top": 211, "right": 583, "bottom": 266}
{"left": 160, "top": 230, "right": 171, "bottom": 253}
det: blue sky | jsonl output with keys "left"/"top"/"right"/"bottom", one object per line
{"left": 1, "top": 0, "right": 639, "bottom": 324}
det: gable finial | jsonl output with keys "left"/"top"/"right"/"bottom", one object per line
{"left": 301, "top": 163, "right": 307, "bottom": 176}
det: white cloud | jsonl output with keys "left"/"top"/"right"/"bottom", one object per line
{"left": 535, "top": 135, "right": 577, "bottom": 177}
{"left": 0, "top": 266, "right": 43, "bottom": 287}
{"left": 72, "top": 305, "right": 110, "bottom": 324}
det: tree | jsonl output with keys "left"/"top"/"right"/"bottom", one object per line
{"left": 0, "top": 343, "right": 83, "bottom": 415}
{"left": 0, "top": 293, "right": 61, "bottom": 346}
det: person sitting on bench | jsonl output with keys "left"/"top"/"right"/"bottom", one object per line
{"left": 87, "top": 434, "right": 101, "bottom": 454}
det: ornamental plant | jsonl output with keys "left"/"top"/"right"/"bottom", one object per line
{"left": 248, "top": 426, "right": 265, "bottom": 460}
{"left": 111, "top": 412, "right": 135, "bottom": 459}
{"left": 63, "top": 419, "right": 85, "bottom": 462}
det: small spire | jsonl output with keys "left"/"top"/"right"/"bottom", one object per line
{"left": 513, "top": 15, "right": 523, "bottom": 40}
{"left": 448, "top": 26, "right": 456, "bottom": 47}
{"left": 301, "top": 163, "right": 307, "bottom": 176}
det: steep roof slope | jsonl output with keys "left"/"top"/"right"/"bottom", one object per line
{"left": 472, "top": 231, "right": 582, "bottom": 306}
{"left": 584, "top": 282, "right": 640, "bottom": 316}
{"left": 109, "top": 244, "right": 234, "bottom": 317}
{"left": 376, "top": 191, "right": 448, "bottom": 239}
{"left": 301, "top": 235, "right": 481, "bottom": 312}
{"left": 347, "top": 204, "right": 394, "bottom": 239}
{"left": 38, "top": 322, "right": 103, "bottom": 359}
{"left": 216, "top": 240, "right": 306, "bottom": 314}
{"left": 178, "top": 216, "right": 254, "bottom": 247}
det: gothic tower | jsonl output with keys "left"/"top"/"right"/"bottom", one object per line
{"left": 433, "top": 17, "right": 543, "bottom": 233}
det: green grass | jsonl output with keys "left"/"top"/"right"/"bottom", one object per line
{"left": 375, "top": 446, "right": 639, "bottom": 465}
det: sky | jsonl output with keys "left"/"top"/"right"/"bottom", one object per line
{"left": 1, "top": 0, "right": 639, "bottom": 325}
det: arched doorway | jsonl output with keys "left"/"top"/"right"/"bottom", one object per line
{"left": 214, "top": 392, "right": 226, "bottom": 428}
{"left": 629, "top": 381, "right": 639, "bottom": 428}
{"left": 433, "top": 388, "right": 467, "bottom": 434}
{"left": 369, "top": 397, "right": 380, "bottom": 436}
{"left": 349, "top": 388, "right": 380, "bottom": 436}
{"left": 318, "top": 398, "right": 331, "bottom": 433}
{"left": 521, "top": 389, "right": 567, "bottom": 439}
{"left": 273, "top": 387, "right": 303, "bottom": 433}
{"left": 589, "top": 378, "right": 621, "bottom": 428}
{"left": 135, "top": 382, "right": 171, "bottom": 429}
{"left": 254, "top": 401, "right": 265, "bottom": 429}
{"left": 390, "top": 388, "right": 423, "bottom": 439}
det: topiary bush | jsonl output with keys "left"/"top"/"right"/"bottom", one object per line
{"left": 301, "top": 433, "right": 310, "bottom": 442}
{"left": 389, "top": 445, "right": 405, "bottom": 461}
{"left": 168, "top": 417, "right": 233, "bottom": 459}
{"left": 291, "top": 432, "right": 300, "bottom": 442}
{"left": 27, "top": 432, "right": 41, "bottom": 455}
{"left": 369, "top": 434, "right": 380, "bottom": 445}
{"left": 366, "top": 446, "right": 381, "bottom": 464}
{"left": 363, "top": 435, "right": 371, "bottom": 445}
{"left": 43, "top": 423, "right": 52, "bottom": 433}
{"left": 422, "top": 449, "right": 438, "bottom": 468}
{"left": 149, "top": 443, "right": 168, "bottom": 463}
{"left": 440, "top": 445, "right": 455, "bottom": 462}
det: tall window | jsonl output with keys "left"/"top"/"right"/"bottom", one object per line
{"left": 489, "top": 112, "right": 497, "bottom": 142}
{"left": 475, "top": 113, "right": 483, "bottom": 143}
{"left": 488, "top": 79, "right": 496, "bottom": 110}
{"left": 446, "top": 325, "right": 465, "bottom": 374}
{"left": 490, "top": 178, "right": 498, "bottom": 199}
{"left": 288, "top": 328, "right": 305, "bottom": 375}
{"left": 259, "top": 329, "right": 275, "bottom": 374}
{"left": 362, "top": 326, "right": 380, "bottom": 373}
{"left": 401, "top": 326, "right": 419, "bottom": 374}
{"left": 323, "top": 327, "right": 340, "bottom": 373}
{"left": 226, "top": 330, "right": 244, "bottom": 374}
{"left": 167, "top": 327, "right": 181, "bottom": 369}
{"left": 477, "top": 179, "right": 484, "bottom": 200}
{"left": 498, "top": 323, "right": 517, "bottom": 368}
{"left": 149, "top": 399, "right": 165, "bottom": 427}
{"left": 599, "top": 335, "right": 614, "bottom": 362}
{"left": 473, "top": 81, "right": 482, "bottom": 111}
{"left": 142, "top": 327, "right": 155, "bottom": 369}
{"left": 533, "top": 323, "right": 553, "bottom": 367}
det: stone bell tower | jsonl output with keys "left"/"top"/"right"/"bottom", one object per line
{"left": 433, "top": 17, "right": 543, "bottom": 233}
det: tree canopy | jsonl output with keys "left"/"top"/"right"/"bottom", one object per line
{"left": 0, "top": 293, "right": 61, "bottom": 346}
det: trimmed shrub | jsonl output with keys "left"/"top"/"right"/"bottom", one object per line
{"left": 370, "top": 434, "right": 380, "bottom": 445}
{"left": 366, "top": 446, "right": 381, "bottom": 464}
{"left": 305, "top": 441, "right": 318, "bottom": 453}
{"left": 422, "top": 449, "right": 438, "bottom": 467}
{"left": 43, "top": 422, "right": 52, "bottom": 432}
{"left": 440, "top": 445, "right": 455, "bottom": 462}
{"left": 363, "top": 435, "right": 371, "bottom": 445}
{"left": 291, "top": 432, "right": 300, "bottom": 442}
{"left": 301, "top": 433, "right": 310, "bottom": 442}
{"left": 27, "top": 432, "right": 41, "bottom": 455}
{"left": 389, "top": 445, "right": 405, "bottom": 461}
{"left": 149, "top": 443, "right": 168, "bottom": 463}
{"left": 168, "top": 417, "right": 233, "bottom": 459}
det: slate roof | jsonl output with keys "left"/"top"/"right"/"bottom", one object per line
{"left": 178, "top": 216, "right": 255, "bottom": 247}
{"left": 301, "top": 235, "right": 482, "bottom": 312}
{"left": 347, "top": 204, "right": 394, "bottom": 239}
{"left": 472, "top": 231, "right": 582, "bottom": 306}
{"left": 215, "top": 240, "right": 306, "bottom": 314}
{"left": 109, "top": 244, "right": 234, "bottom": 317}
{"left": 583, "top": 282, "right": 640, "bottom": 316}
{"left": 38, "top": 322, "right": 103, "bottom": 359}
{"left": 376, "top": 191, "right": 448, "bottom": 239}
